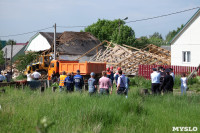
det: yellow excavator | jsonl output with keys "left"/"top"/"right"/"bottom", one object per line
{"left": 24, "top": 54, "right": 52, "bottom": 75}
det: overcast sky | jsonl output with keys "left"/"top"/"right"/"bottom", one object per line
{"left": 0, "top": 0, "right": 199, "bottom": 43}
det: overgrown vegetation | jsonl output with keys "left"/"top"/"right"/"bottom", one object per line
{"left": 1, "top": 77, "right": 200, "bottom": 132}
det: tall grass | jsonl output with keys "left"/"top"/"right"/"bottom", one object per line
{"left": 1, "top": 85, "right": 200, "bottom": 133}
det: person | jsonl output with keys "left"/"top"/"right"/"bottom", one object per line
{"left": 71, "top": 72, "right": 75, "bottom": 91}
{"left": 99, "top": 71, "right": 112, "bottom": 95}
{"left": 110, "top": 66, "right": 114, "bottom": 85}
{"left": 161, "top": 69, "right": 174, "bottom": 93}
{"left": 151, "top": 68, "right": 161, "bottom": 94}
{"left": 27, "top": 71, "right": 33, "bottom": 81}
{"left": 0, "top": 72, "right": 6, "bottom": 82}
{"left": 5, "top": 72, "right": 11, "bottom": 82}
{"left": 170, "top": 68, "right": 175, "bottom": 82}
{"left": 88, "top": 72, "right": 97, "bottom": 95}
{"left": 117, "top": 70, "right": 127, "bottom": 95}
{"left": 64, "top": 72, "right": 74, "bottom": 92}
{"left": 31, "top": 70, "right": 41, "bottom": 80}
{"left": 114, "top": 67, "right": 121, "bottom": 86}
{"left": 106, "top": 67, "right": 111, "bottom": 79}
{"left": 180, "top": 73, "right": 187, "bottom": 95}
{"left": 59, "top": 71, "right": 67, "bottom": 92}
{"left": 73, "top": 70, "right": 84, "bottom": 92}
{"left": 51, "top": 71, "right": 57, "bottom": 83}
{"left": 159, "top": 67, "right": 166, "bottom": 93}
{"left": 123, "top": 73, "right": 130, "bottom": 98}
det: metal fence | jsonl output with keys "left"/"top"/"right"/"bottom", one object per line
{"left": 138, "top": 64, "right": 200, "bottom": 79}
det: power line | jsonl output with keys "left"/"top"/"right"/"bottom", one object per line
{"left": 0, "top": 26, "right": 53, "bottom": 37}
{"left": 126, "top": 7, "right": 200, "bottom": 23}
{"left": 0, "top": 7, "right": 199, "bottom": 38}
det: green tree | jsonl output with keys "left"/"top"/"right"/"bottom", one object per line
{"left": 15, "top": 52, "right": 39, "bottom": 73}
{"left": 133, "top": 36, "right": 149, "bottom": 48}
{"left": 0, "top": 50, "right": 4, "bottom": 65}
{"left": 6, "top": 39, "right": 16, "bottom": 45}
{"left": 148, "top": 32, "right": 165, "bottom": 47}
{"left": 84, "top": 19, "right": 135, "bottom": 45}
{"left": 165, "top": 24, "right": 184, "bottom": 44}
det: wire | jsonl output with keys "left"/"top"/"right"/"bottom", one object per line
{"left": 126, "top": 7, "right": 200, "bottom": 23}
{"left": 0, "top": 7, "right": 199, "bottom": 38}
{"left": 0, "top": 26, "right": 53, "bottom": 37}
{"left": 57, "top": 26, "right": 87, "bottom": 28}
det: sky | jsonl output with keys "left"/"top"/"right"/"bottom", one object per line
{"left": 0, "top": 0, "right": 200, "bottom": 43}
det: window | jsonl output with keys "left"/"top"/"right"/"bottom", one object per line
{"left": 182, "top": 51, "right": 191, "bottom": 63}
{"left": 50, "top": 63, "right": 54, "bottom": 68}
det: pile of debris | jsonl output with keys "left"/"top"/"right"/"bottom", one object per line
{"left": 77, "top": 41, "right": 171, "bottom": 75}
{"left": 1, "top": 63, "right": 20, "bottom": 79}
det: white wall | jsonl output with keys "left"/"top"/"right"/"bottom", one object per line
{"left": 171, "top": 44, "right": 200, "bottom": 67}
{"left": 59, "top": 55, "right": 92, "bottom": 62}
{"left": 26, "top": 34, "right": 51, "bottom": 51}
{"left": 173, "top": 13, "right": 200, "bottom": 45}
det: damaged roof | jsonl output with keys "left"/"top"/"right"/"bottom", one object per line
{"left": 56, "top": 31, "right": 101, "bottom": 55}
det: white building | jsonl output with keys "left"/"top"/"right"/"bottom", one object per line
{"left": 25, "top": 32, "right": 62, "bottom": 52}
{"left": 171, "top": 9, "right": 200, "bottom": 67}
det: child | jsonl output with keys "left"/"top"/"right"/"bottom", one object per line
{"left": 180, "top": 73, "right": 187, "bottom": 95}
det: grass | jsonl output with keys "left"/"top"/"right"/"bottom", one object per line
{"left": 0, "top": 78, "right": 200, "bottom": 133}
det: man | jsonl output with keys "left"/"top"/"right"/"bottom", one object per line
{"left": 0, "top": 72, "right": 6, "bottom": 82}
{"left": 151, "top": 68, "right": 161, "bottom": 94}
{"left": 64, "top": 72, "right": 74, "bottom": 92}
{"left": 73, "top": 70, "right": 84, "bottom": 92}
{"left": 117, "top": 70, "right": 126, "bottom": 95}
{"left": 99, "top": 71, "right": 112, "bottom": 95}
{"left": 161, "top": 69, "right": 174, "bottom": 93}
{"left": 31, "top": 70, "right": 41, "bottom": 80}
{"left": 110, "top": 66, "right": 114, "bottom": 84}
{"left": 114, "top": 67, "right": 121, "bottom": 86}
{"left": 5, "top": 72, "right": 11, "bottom": 82}
{"left": 169, "top": 68, "right": 175, "bottom": 82}
{"left": 123, "top": 72, "right": 130, "bottom": 98}
{"left": 88, "top": 72, "right": 97, "bottom": 95}
{"left": 59, "top": 71, "right": 67, "bottom": 92}
{"left": 159, "top": 67, "right": 166, "bottom": 93}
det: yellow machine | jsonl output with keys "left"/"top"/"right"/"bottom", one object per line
{"left": 24, "top": 55, "right": 52, "bottom": 75}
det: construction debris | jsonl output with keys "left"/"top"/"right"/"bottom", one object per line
{"left": 77, "top": 41, "right": 171, "bottom": 75}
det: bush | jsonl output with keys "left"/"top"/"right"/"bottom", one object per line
{"left": 130, "top": 76, "right": 151, "bottom": 89}
{"left": 15, "top": 74, "right": 27, "bottom": 80}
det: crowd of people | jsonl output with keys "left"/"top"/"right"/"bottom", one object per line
{"left": 151, "top": 67, "right": 188, "bottom": 95}
{"left": 0, "top": 71, "right": 12, "bottom": 83}
{"left": 51, "top": 67, "right": 130, "bottom": 97}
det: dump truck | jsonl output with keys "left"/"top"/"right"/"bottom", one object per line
{"left": 48, "top": 60, "right": 106, "bottom": 84}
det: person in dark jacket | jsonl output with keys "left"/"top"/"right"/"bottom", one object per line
{"left": 161, "top": 69, "right": 174, "bottom": 93}
{"left": 64, "top": 72, "right": 74, "bottom": 92}
{"left": 159, "top": 67, "right": 166, "bottom": 93}
{"left": 73, "top": 70, "right": 84, "bottom": 92}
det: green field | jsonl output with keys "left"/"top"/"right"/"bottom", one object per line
{"left": 0, "top": 78, "right": 200, "bottom": 133}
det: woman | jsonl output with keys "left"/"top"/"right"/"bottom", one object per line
{"left": 180, "top": 73, "right": 187, "bottom": 95}
{"left": 27, "top": 71, "right": 33, "bottom": 86}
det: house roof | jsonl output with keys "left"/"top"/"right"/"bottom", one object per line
{"left": 2, "top": 45, "right": 25, "bottom": 58}
{"left": 161, "top": 45, "right": 171, "bottom": 51}
{"left": 170, "top": 8, "right": 200, "bottom": 44}
{"left": 56, "top": 31, "right": 101, "bottom": 55}
{"left": 25, "top": 32, "right": 62, "bottom": 51}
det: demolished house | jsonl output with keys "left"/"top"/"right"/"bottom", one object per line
{"left": 77, "top": 41, "right": 171, "bottom": 75}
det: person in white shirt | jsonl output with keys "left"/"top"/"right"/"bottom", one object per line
{"left": 151, "top": 68, "right": 161, "bottom": 94}
{"left": 180, "top": 73, "right": 187, "bottom": 95}
{"left": 27, "top": 71, "right": 33, "bottom": 81}
{"left": 31, "top": 70, "right": 41, "bottom": 80}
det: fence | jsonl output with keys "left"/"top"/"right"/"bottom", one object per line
{"left": 138, "top": 64, "right": 200, "bottom": 79}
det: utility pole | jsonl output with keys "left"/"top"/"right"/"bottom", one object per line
{"left": 10, "top": 41, "right": 13, "bottom": 79}
{"left": 54, "top": 23, "right": 56, "bottom": 60}
{"left": 5, "top": 47, "right": 7, "bottom": 69}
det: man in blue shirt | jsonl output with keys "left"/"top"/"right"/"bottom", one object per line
{"left": 0, "top": 73, "right": 6, "bottom": 82}
{"left": 151, "top": 68, "right": 161, "bottom": 94}
{"left": 73, "top": 70, "right": 84, "bottom": 92}
{"left": 88, "top": 72, "right": 97, "bottom": 95}
{"left": 64, "top": 72, "right": 74, "bottom": 92}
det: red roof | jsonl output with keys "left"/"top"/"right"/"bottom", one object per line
{"left": 16, "top": 42, "right": 28, "bottom": 45}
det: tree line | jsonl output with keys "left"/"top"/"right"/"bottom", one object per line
{"left": 83, "top": 19, "right": 184, "bottom": 48}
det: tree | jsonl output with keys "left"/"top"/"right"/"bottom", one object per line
{"left": 133, "top": 36, "right": 149, "bottom": 48}
{"left": 0, "top": 50, "right": 4, "bottom": 65}
{"left": 148, "top": 32, "right": 165, "bottom": 47}
{"left": 15, "top": 52, "right": 39, "bottom": 73}
{"left": 165, "top": 24, "right": 184, "bottom": 44}
{"left": 84, "top": 19, "right": 135, "bottom": 46}
{"left": 6, "top": 39, "right": 16, "bottom": 45}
